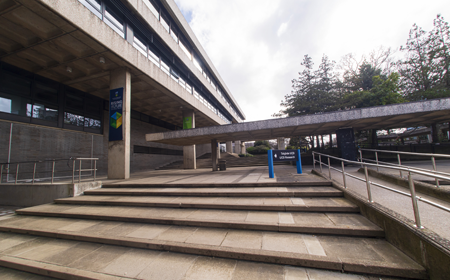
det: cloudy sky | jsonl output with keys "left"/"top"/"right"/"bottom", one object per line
{"left": 174, "top": 0, "right": 449, "bottom": 122}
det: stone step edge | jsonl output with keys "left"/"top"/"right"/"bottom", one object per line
{"left": 83, "top": 191, "right": 343, "bottom": 197}
{"left": 0, "top": 255, "right": 129, "bottom": 280}
{"left": 15, "top": 210, "right": 384, "bottom": 237}
{"left": 53, "top": 199, "right": 359, "bottom": 213}
{"left": 101, "top": 182, "right": 332, "bottom": 188}
{"left": 0, "top": 226, "right": 426, "bottom": 279}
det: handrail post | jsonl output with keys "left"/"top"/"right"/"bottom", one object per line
{"left": 408, "top": 172, "right": 423, "bottom": 228}
{"left": 364, "top": 166, "right": 373, "bottom": 202}
{"left": 397, "top": 154, "right": 402, "bottom": 178}
{"left": 431, "top": 157, "right": 440, "bottom": 188}
{"left": 32, "top": 162, "right": 36, "bottom": 184}
{"left": 93, "top": 160, "right": 97, "bottom": 181}
{"left": 72, "top": 159, "right": 75, "bottom": 184}
{"left": 0, "top": 165, "right": 3, "bottom": 184}
{"left": 327, "top": 157, "right": 331, "bottom": 179}
{"left": 319, "top": 155, "right": 323, "bottom": 173}
{"left": 51, "top": 160, "right": 55, "bottom": 184}
{"left": 15, "top": 163, "right": 19, "bottom": 184}
{"left": 341, "top": 161, "right": 346, "bottom": 188}
{"left": 312, "top": 152, "right": 316, "bottom": 169}
{"left": 79, "top": 159, "right": 82, "bottom": 183}
{"left": 375, "top": 151, "right": 379, "bottom": 172}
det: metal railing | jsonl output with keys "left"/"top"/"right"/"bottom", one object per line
{"left": 358, "top": 148, "right": 450, "bottom": 187}
{"left": 312, "top": 151, "right": 450, "bottom": 229}
{"left": 0, "top": 158, "right": 98, "bottom": 185}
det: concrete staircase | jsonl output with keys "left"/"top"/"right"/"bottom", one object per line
{"left": 0, "top": 181, "right": 426, "bottom": 279}
{"left": 158, "top": 152, "right": 290, "bottom": 170}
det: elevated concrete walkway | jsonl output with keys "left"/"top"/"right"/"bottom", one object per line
{"left": 146, "top": 98, "right": 450, "bottom": 145}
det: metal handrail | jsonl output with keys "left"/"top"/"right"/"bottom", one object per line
{"left": 0, "top": 157, "right": 99, "bottom": 185}
{"left": 312, "top": 151, "right": 450, "bottom": 229}
{"left": 359, "top": 148, "right": 450, "bottom": 187}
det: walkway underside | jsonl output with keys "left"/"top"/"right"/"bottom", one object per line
{"left": 146, "top": 98, "right": 450, "bottom": 145}
{"left": 0, "top": 178, "right": 426, "bottom": 279}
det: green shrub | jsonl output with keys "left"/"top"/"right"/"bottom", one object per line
{"left": 247, "top": 145, "right": 270, "bottom": 154}
{"left": 238, "top": 153, "right": 254, "bottom": 157}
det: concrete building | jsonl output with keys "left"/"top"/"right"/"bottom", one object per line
{"left": 0, "top": 0, "right": 245, "bottom": 179}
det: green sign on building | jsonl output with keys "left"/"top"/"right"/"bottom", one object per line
{"left": 183, "top": 116, "right": 193, "bottom": 129}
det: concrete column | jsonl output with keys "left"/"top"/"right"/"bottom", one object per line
{"left": 211, "top": 139, "right": 218, "bottom": 171}
{"left": 240, "top": 142, "right": 246, "bottom": 154}
{"left": 234, "top": 141, "right": 241, "bottom": 154}
{"left": 218, "top": 143, "right": 221, "bottom": 159}
{"left": 431, "top": 123, "right": 439, "bottom": 143}
{"left": 108, "top": 68, "right": 131, "bottom": 179}
{"left": 315, "top": 136, "right": 320, "bottom": 149}
{"left": 182, "top": 110, "right": 196, "bottom": 169}
{"left": 226, "top": 141, "right": 232, "bottom": 153}
{"left": 329, "top": 134, "right": 332, "bottom": 147}
{"left": 277, "top": 137, "right": 286, "bottom": 150}
{"left": 371, "top": 129, "right": 378, "bottom": 147}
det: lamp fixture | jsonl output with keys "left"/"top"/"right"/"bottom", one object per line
{"left": 99, "top": 57, "right": 105, "bottom": 64}
{"left": 66, "top": 66, "right": 72, "bottom": 73}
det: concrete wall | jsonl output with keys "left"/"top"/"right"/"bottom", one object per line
{"left": 0, "top": 111, "right": 185, "bottom": 178}
{"left": 0, "top": 181, "right": 101, "bottom": 207}
{"left": 196, "top": 143, "right": 211, "bottom": 158}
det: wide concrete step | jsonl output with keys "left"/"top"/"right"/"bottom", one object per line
{"left": 54, "top": 196, "right": 359, "bottom": 213}
{"left": 15, "top": 204, "right": 383, "bottom": 237}
{"left": 85, "top": 186, "right": 343, "bottom": 197}
{"left": 0, "top": 216, "right": 426, "bottom": 279}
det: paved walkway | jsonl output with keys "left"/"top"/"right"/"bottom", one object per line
{"left": 317, "top": 162, "right": 450, "bottom": 241}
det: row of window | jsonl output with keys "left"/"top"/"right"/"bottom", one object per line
{"left": 0, "top": 63, "right": 103, "bottom": 133}
{"left": 141, "top": 0, "right": 242, "bottom": 123}
{"left": 78, "top": 0, "right": 239, "bottom": 124}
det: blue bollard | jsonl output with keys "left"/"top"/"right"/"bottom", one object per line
{"left": 268, "top": 150, "right": 274, "bottom": 178}
{"left": 296, "top": 149, "right": 302, "bottom": 174}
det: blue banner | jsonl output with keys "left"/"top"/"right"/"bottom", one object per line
{"left": 109, "top": 88, "right": 123, "bottom": 141}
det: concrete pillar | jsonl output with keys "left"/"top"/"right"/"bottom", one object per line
{"left": 240, "top": 142, "right": 246, "bottom": 154}
{"left": 315, "top": 136, "right": 320, "bottom": 149}
{"left": 108, "top": 68, "right": 131, "bottom": 179}
{"left": 431, "top": 123, "right": 439, "bottom": 143}
{"left": 182, "top": 110, "right": 196, "bottom": 169}
{"left": 277, "top": 137, "right": 286, "bottom": 150}
{"left": 226, "top": 141, "right": 232, "bottom": 153}
{"left": 329, "top": 134, "right": 332, "bottom": 147}
{"left": 234, "top": 141, "right": 241, "bottom": 154}
{"left": 371, "top": 129, "right": 378, "bottom": 147}
{"left": 211, "top": 139, "right": 218, "bottom": 171}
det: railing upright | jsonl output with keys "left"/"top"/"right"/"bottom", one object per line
{"left": 341, "top": 161, "right": 347, "bottom": 188}
{"left": 32, "top": 162, "right": 36, "bottom": 184}
{"left": 375, "top": 151, "right": 379, "bottom": 172}
{"left": 313, "top": 152, "right": 316, "bottom": 169}
{"left": 51, "top": 160, "right": 55, "bottom": 184}
{"left": 15, "top": 163, "right": 19, "bottom": 184}
{"left": 431, "top": 157, "right": 440, "bottom": 188}
{"left": 72, "top": 159, "right": 75, "bottom": 184}
{"left": 94, "top": 160, "right": 97, "bottom": 181}
{"left": 319, "top": 155, "right": 323, "bottom": 173}
{"left": 79, "top": 159, "right": 82, "bottom": 183}
{"left": 364, "top": 166, "right": 373, "bottom": 202}
{"left": 397, "top": 154, "right": 403, "bottom": 177}
{"left": 327, "top": 157, "right": 331, "bottom": 179}
{"left": 408, "top": 172, "right": 423, "bottom": 228}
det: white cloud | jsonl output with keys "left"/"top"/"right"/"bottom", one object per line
{"left": 175, "top": 0, "right": 450, "bottom": 122}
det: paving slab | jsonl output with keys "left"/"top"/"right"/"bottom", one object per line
{"left": 0, "top": 228, "right": 425, "bottom": 279}
{"left": 54, "top": 195, "right": 358, "bottom": 212}
{"left": 14, "top": 205, "right": 382, "bottom": 236}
